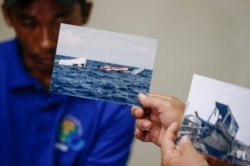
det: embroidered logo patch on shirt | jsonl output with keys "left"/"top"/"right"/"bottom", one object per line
{"left": 55, "top": 115, "right": 85, "bottom": 152}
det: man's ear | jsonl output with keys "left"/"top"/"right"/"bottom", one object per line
{"left": 1, "top": 4, "right": 13, "bottom": 27}
{"left": 81, "top": 1, "right": 92, "bottom": 24}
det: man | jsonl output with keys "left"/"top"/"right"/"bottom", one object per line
{"left": 0, "top": 0, "right": 135, "bottom": 165}
{"left": 131, "top": 93, "right": 233, "bottom": 166}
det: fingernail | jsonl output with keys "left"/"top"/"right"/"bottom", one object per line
{"left": 181, "top": 135, "right": 191, "bottom": 143}
{"left": 139, "top": 93, "right": 147, "bottom": 99}
{"left": 142, "top": 129, "right": 150, "bottom": 132}
{"left": 142, "top": 121, "right": 149, "bottom": 128}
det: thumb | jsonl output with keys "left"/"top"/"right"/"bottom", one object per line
{"left": 138, "top": 93, "right": 166, "bottom": 110}
{"left": 162, "top": 122, "right": 179, "bottom": 151}
{"left": 137, "top": 93, "right": 148, "bottom": 106}
{"left": 179, "top": 135, "right": 197, "bottom": 154}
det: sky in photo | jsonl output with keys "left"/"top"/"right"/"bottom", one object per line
{"left": 56, "top": 23, "right": 158, "bottom": 69}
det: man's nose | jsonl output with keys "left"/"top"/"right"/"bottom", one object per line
{"left": 38, "top": 25, "right": 58, "bottom": 50}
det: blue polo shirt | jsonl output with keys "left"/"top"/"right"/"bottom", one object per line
{"left": 0, "top": 38, "right": 135, "bottom": 166}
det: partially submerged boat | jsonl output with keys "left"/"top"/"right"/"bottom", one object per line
{"left": 58, "top": 57, "right": 87, "bottom": 67}
{"left": 99, "top": 65, "right": 145, "bottom": 75}
{"left": 130, "top": 67, "right": 144, "bottom": 75}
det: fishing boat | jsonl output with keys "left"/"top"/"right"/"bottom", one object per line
{"left": 179, "top": 102, "right": 250, "bottom": 165}
{"left": 99, "top": 65, "right": 129, "bottom": 72}
{"left": 199, "top": 102, "right": 239, "bottom": 157}
{"left": 179, "top": 102, "right": 239, "bottom": 158}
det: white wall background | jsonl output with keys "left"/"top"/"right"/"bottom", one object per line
{"left": 1, "top": 0, "right": 250, "bottom": 165}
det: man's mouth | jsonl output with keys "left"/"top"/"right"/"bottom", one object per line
{"left": 39, "top": 56, "right": 55, "bottom": 70}
{"left": 40, "top": 56, "right": 53, "bottom": 64}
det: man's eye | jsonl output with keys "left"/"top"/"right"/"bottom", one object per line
{"left": 22, "top": 21, "right": 37, "bottom": 29}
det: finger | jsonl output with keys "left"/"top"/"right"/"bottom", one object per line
{"left": 179, "top": 135, "right": 198, "bottom": 155}
{"left": 165, "top": 122, "right": 179, "bottom": 141}
{"left": 134, "top": 128, "right": 152, "bottom": 142}
{"left": 135, "top": 118, "right": 152, "bottom": 131}
{"left": 208, "top": 157, "right": 233, "bottom": 166}
{"left": 161, "top": 123, "right": 181, "bottom": 166}
{"left": 162, "top": 122, "right": 179, "bottom": 152}
{"left": 131, "top": 106, "right": 145, "bottom": 118}
{"left": 210, "top": 161, "right": 233, "bottom": 166}
{"left": 134, "top": 128, "right": 146, "bottom": 141}
{"left": 204, "top": 155, "right": 217, "bottom": 164}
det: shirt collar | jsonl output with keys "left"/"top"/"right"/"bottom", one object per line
{"left": 7, "top": 38, "right": 70, "bottom": 105}
{"left": 8, "top": 38, "right": 42, "bottom": 90}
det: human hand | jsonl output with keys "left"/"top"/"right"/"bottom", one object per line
{"left": 131, "top": 93, "right": 185, "bottom": 146}
{"left": 161, "top": 122, "right": 209, "bottom": 166}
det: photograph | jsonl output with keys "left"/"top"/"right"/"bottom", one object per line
{"left": 49, "top": 23, "right": 158, "bottom": 106}
{"left": 177, "top": 74, "right": 250, "bottom": 166}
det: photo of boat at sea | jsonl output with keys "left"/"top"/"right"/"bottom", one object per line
{"left": 50, "top": 55, "right": 152, "bottom": 106}
{"left": 177, "top": 74, "right": 250, "bottom": 166}
{"left": 49, "top": 23, "right": 157, "bottom": 106}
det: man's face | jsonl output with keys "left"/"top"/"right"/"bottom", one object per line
{"left": 3, "top": 0, "right": 88, "bottom": 73}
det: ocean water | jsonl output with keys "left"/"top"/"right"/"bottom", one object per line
{"left": 50, "top": 55, "right": 153, "bottom": 106}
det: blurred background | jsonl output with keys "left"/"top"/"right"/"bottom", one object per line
{"left": 1, "top": 0, "right": 250, "bottom": 165}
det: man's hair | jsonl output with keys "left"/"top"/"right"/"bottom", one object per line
{"left": 4, "top": 0, "right": 86, "bottom": 8}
